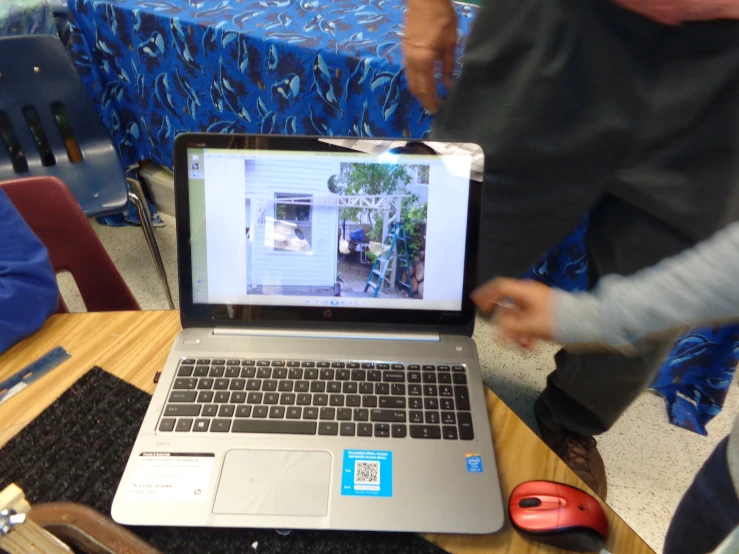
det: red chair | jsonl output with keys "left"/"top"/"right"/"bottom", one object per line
{"left": 1, "top": 176, "right": 140, "bottom": 313}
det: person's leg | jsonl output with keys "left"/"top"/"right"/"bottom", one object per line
{"left": 663, "top": 437, "right": 739, "bottom": 554}
{"left": 535, "top": 196, "right": 693, "bottom": 498}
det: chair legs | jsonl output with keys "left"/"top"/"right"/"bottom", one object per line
{"left": 126, "top": 178, "right": 175, "bottom": 310}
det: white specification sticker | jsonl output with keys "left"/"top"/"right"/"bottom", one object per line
{"left": 128, "top": 452, "right": 215, "bottom": 503}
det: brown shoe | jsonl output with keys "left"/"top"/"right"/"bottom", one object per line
{"left": 540, "top": 428, "right": 608, "bottom": 500}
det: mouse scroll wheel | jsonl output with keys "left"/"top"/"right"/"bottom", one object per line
{"left": 519, "top": 498, "right": 542, "bottom": 508}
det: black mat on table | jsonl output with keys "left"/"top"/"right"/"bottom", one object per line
{"left": 0, "top": 367, "right": 447, "bottom": 554}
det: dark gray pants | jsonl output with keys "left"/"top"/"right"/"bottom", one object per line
{"left": 536, "top": 196, "right": 691, "bottom": 436}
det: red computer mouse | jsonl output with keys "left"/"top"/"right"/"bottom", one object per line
{"left": 509, "top": 480, "right": 609, "bottom": 552}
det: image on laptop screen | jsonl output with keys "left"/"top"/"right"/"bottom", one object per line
{"left": 186, "top": 147, "right": 472, "bottom": 312}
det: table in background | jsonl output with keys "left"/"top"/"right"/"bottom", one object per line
{"left": 0, "top": 310, "right": 654, "bottom": 554}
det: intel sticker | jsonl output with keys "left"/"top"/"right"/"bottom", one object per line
{"left": 341, "top": 450, "right": 392, "bottom": 497}
{"left": 466, "top": 453, "right": 483, "bottom": 473}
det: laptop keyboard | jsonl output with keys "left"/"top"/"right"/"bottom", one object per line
{"left": 158, "top": 359, "right": 474, "bottom": 440}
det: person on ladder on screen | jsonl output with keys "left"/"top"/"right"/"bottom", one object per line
{"left": 0, "top": 189, "right": 59, "bottom": 354}
{"left": 403, "top": 0, "right": 739, "bottom": 498}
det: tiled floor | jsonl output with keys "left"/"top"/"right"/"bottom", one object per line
{"left": 59, "top": 214, "right": 737, "bottom": 553}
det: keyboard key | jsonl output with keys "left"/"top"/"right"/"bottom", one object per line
{"left": 295, "top": 381, "right": 310, "bottom": 393}
{"left": 423, "top": 365, "right": 435, "bottom": 371}
{"left": 304, "top": 407, "right": 319, "bottom": 419}
{"left": 313, "top": 394, "right": 329, "bottom": 406}
{"left": 458, "top": 412, "right": 474, "bottom": 440}
{"left": 440, "top": 385, "right": 454, "bottom": 397}
{"left": 362, "top": 362, "right": 375, "bottom": 369}
{"left": 202, "top": 405, "right": 218, "bottom": 417}
{"left": 209, "top": 366, "right": 225, "bottom": 377}
{"left": 346, "top": 395, "right": 361, "bottom": 407}
{"left": 452, "top": 365, "right": 465, "bottom": 372}
{"left": 425, "top": 412, "right": 440, "bottom": 424}
{"left": 319, "top": 422, "right": 339, "bottom": 435}
{"left": 352, "top": 370, "right": 367, "bottom": 381}
{"left": 317, "top": 362, "right": 330, "bottom": 368}
{"left": 165, "top": 404, "right": 201, "bottom": 417}
{"left": 383, "top": 371, "right": 404, "bottom": 383}
{"left": 409, "top": 398, "right": 423, "bottom": 410}
{"left": 232, "top": 420, "right": 317, "bottom": 435}
{"left": 422, "top": 373, "right": 437, "bottom": 384}
{"left": 264, "top": 393, "right": 279, "bottom": 405}
{"left": 246, "top": 379, "right": 261, "bottom": 390}
{"left": 213, "top": 359, "right": 226, "bottom": 365}
{"left": 214, "top": 391, "right": 230, "bottom": 403}
{"left": 375, "top": 383, "right": 389, "bottom": 395}
{"left": 358, "top": 423, "right": 373, "bottom": 436}
{"left": 337, "top": 408, "right": 352, "bottom": 420}
{"left": 320, "top": 369, "right": 335, "bottom": 380}
{"left": 368, "top": 370, "right": 381, "bottom": 382}
{"left": 241, "top": 367, "right": 257, "bottom": 378}
{"left": 453, "top": 373, "right": 468, "bottom": 385}
{"left": 340, "top": 422, "right": 356, "bottom": 436}
{"left": 286, "top": 407, "right": 302, "bottom": 419}
{"left": 196, "top": 359, "right": 211, "bottom": 365}
{"left": 272, "top": 360, "right": 286, "bottom": 367}
{"left": 438, "top": 373, "right": 452, "bottom": 384}
{"left": 236, "top": 406, "right": 252, "bottom": 418}
{"left": 442, "top": 412, "right": 456, "bottom": 425}
{"left": 193, "top": 419, "right": 210, "bottom": 432}
{"left": 348, "top": 362, "right": 360, "bottom": 369}
{"left": 327, "top": 381, "right": 341, "bottom": 394}
{"left": 159, "top": 418, "right": 175, "bottom": 431}
{"left": 437, "top": 365, "right": 451, "bottom": 372}
{"left": 370, "top": 409, "right": 406, "bottom": 422}
{"left": 337, "top": 369, "right": 350, "bottom": 380}
{"left": 443, "top": 426, "right": 458, "bottom": 440}
{"left": 227, "top": 359, "right": 240, "bottom": 365}
{"left": 253, "top": 406, "right": 268, "bottom": 418}
{"left": 242, "top": 360, "right": 256, "bottom": 366}
{"left": 287, "top": 361, "right": 301, "bottom": 367}
{"left": 178, "top": 365, "right": 194, "bottom": 376}
{"left": 288, "top": 368, "right": 303, "bottom": 380}
{"left": 332, "top": 362, "right": 346, "bottom": 369}
{"left": 269, "top": 406, "right": 286, "bottom": 418}
{"left": 214, "top": 378, "right": 229, "bottom": 390}
{"left": 353, "top": 408, "right": 369, "bottom": 421}
{"left": 262, "top": 380, "right": 278, "bottom": 392}
{"left": 297, "top": 393, "right": 312, "bottom": 405}
{"left": 278, "top": 380, "right": 294, "bottom": 392}
{"left": 454, "top": 386, "right": 471, "bottom": 411}
{"left": 374, "top": 424, "right": 390, "bottom": 438}
{"left": 380, "top": 397, "right": 406, "bottom": 409}
{"left": 362, "top": 396, "right": 378, "bottom": 408}
{"left": 257, "top": 367, "right": 272, "bottom": 378}
{"left": 280, "top": 393, "right": 296, "bottom": 405}
{"left": 225, "top": 367, "right": 241, "bottom": 378}
{"left": 409, "top": 384, "right": 422, "bottom": 396}
{"left": 329, "top": 395, "right": 344, "bottom": 407}
{"left": 423, "top": 385, "right": 439, "bottom": 397}
{"left": 392, "top": 424, "right": 407, "bottom": 438}
{"left": 273, "top": 368, "right": 287, "bottom": 379}
{"left": 169, "top": 391, "right": 197, "bottom": 402}
{"left": 410, "top": 425, "right": 441, "bottom": 439}
{"left": 320, "top": 408, "right": 336, "bottom": 420}
{"left": 310, "top": 381, "right": 326, "bottom": 393}
{"left": 175, "top": 418, "right": 193, "bottom": 432}
{"left": 174, "top": 378, "right": 197, "bottom": 389}
{"left": 301, "top": 361, "right": 316, "bottom": 368}
{"left": 441, "top": 398, "right": 455, "bottom": 411}
{"left": 359, "top": 382, "right": 373, "bottom": 394}
{"left": 257, "top": 361, "right": 270, "bottom": 367}
{"left": 229, "top": 379, "right": 246, "bottom": 390}
{"left": 183, "top": 358, "right": 196, "bottom": 364}
{"left": 378, "top": 363, "right": 390, "bottom": 370}
{"left": 408, "top": 372, "right": 421, "bottom": 383}
{"left": 219, "top": 405, "right": 235, "bottom": 417}
{"left": 424, "top": 398, "right": 439, "bottom": 410}
{"left": 343, "top": 382, "right": 358, "bottom": 393}
{"left": 247, "top": 392, "right": 263, "bottom": 404}
{"left": 408, "top": 364, "right": 420, "bottom": 370}
{"left": 194, "top": 366, "right": 209, "bottom": 377}
{"left": 391, "top": 384, "right": 406, "bottom": 396}
{"left": 410, "top": 411, "right": 423, "bottom": 423}
{"left": 392, "top": 364, "right": 405, "bottom": 370}
{"left": 197, "top": 378, "right": 214, "bottom": 390}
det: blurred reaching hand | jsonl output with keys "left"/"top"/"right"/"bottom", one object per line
{"left": 471, "top": 278, "right": 555, "bottom": 348}
{"left": 403, "top": 0, "right": 457, "bottom": 114}
{"left": 612, "top": 0, "right": 739, "bottom": 25}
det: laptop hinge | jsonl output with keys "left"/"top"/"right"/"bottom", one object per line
{"left": 212, "top": 328, "right": 440, "bottom": 342}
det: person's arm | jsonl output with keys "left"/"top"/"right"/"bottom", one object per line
{"left": 612, "top": 0, "right": 739, "bottom": 26}
{"left": 472, "top": 221, "right": 739, "bottom": 350}
{"left": 0, "top": 189, "right": 59, "bottom": 353}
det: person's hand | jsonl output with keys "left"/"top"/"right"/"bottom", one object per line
{"left": 471, "top": 278, "right": 554, "bottom": 348}
{"left": 612, "top": 0, "right": 739, "bottom": 25}
{"left": 403, "top": 0, "right": 458, "bottom": 114}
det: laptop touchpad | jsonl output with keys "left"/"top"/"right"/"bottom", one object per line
{"left": 213, "top": 450, "right": 331, "bottom": 517}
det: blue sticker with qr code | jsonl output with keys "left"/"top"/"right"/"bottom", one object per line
{"left": 341, "top": 450, "right": 393, "bottom": 497}
{"left": 466, "top": 453, "right": 483, "bottom": 473}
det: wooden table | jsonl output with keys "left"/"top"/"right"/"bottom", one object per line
{"left": 0, "top": 311, "right": 654, "bottom": 554}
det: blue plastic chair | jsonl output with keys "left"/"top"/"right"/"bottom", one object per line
{"left": 0, "top": 34, "right": 173, "bottom": 308}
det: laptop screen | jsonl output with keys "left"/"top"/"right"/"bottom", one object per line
{"left": 185, "top": 144, "right": 473, "bottom": 313}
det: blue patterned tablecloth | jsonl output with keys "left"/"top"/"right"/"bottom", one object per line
{"left": 0, "top": 0, "right": 56, "bottom": 36}
{"left": 67, "top": 0, "right": 736, "bottom": 434}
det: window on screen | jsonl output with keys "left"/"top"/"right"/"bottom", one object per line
{"left": 273, "top": 193, "right": 312, "bottom": 253}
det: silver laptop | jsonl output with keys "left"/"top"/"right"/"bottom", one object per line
{"left": 112, "top": 134, "right": 504, "bottom": 534}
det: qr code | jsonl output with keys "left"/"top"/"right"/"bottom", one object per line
{"left": 354, "top": 461, "right": 380, "bottom": 485}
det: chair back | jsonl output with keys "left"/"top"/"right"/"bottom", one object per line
{"left": 0, "top": 35, "right": 127, "bottom": 217}
{"left": 1, "top": 176, "right": 139, "bottom": 313}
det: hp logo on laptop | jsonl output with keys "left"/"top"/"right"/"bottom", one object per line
{"left": 323, "top": 309, "right": 332, "bottom": 319}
